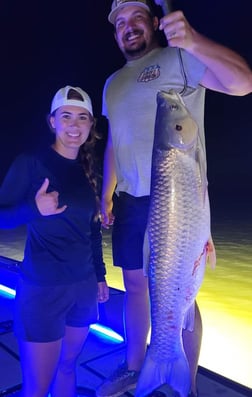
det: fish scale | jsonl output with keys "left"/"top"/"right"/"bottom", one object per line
{"left": 135, "top": 90, "right": 210, "bottom": 397}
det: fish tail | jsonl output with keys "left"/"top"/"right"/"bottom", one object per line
{"left": 135, "top": 350, "right": 191, "bottom": 397}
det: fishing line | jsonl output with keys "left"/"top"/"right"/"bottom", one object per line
{"left": 154, "top": 0, "right": 188, "bottom": 96}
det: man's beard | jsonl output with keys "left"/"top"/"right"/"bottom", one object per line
{"left": 124, "top": 41, "right": 147, "bottom": 58}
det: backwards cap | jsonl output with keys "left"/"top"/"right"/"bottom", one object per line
{"left": 50, "top": 86, "right": 93, "bottom": 116}
{"left": 108, "top": 0, "right": 151, "bottom": 25}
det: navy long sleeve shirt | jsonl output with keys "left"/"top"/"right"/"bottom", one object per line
{"left": 0, "top": 147, "right": 106, "bottom": 285}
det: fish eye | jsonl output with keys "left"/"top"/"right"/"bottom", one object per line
{"left": 175, "top": 124, "right": 182, "bottom": 131}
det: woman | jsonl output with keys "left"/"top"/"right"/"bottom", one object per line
{"left": 0, "top": 86, "right": 109, "bottom": 397}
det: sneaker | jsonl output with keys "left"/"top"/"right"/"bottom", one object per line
{"left": 96, "top": 362, "right": 140, "bottom": 397}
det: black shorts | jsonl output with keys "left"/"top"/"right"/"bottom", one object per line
{"left": 14, "top": 273, "right": 98, "bottom": 342}
{"left": 112, "top": 192, "right": 150, "bottom": 270}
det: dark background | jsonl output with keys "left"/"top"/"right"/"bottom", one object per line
{"left": 1, "top": 0, "right": 252, "bottom": 212}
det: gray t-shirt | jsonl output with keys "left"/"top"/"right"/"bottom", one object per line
{"left": 103, "top": 46, "right": 206, "bottom": 197}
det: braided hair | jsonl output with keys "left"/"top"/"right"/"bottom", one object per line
{"left": 68, "top": 89, "right": 102, "bottom": 216}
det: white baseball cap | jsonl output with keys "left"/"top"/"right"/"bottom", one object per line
{"left": 108, "top": 0, "right": 151, "bottom": 25}
{"left": 50, "top": 85, "right": 93, "bottom": 116}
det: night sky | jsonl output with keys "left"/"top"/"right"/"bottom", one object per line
{"left": 1, "top": 0, "right": 252, "bottom": 212}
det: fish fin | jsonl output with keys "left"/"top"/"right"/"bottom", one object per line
{"left": 195, "top": 144, "right": 208, "bottom": 202}
{"left": 206, "top": 236, "right": 217, "bottom": 269}
{"left": 135, "top": 350, "right": 191, "bottom": 397}
{"left": 183, "top": 302, "right": 195, "bottom": 332}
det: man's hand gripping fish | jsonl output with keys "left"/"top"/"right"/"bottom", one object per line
{"left": 135, "top": 90, "right": 215, "bottom": 397}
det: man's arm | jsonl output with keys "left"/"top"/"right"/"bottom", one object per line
{"left": 101, "top": 125, "right": 117, "bottom": 228}
{"left": 159, "top": 10, "right": 252, "bottom": 95}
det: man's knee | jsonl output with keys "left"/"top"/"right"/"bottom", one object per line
{"left": 123, "top": 269, "right": 148, "bottom": 294}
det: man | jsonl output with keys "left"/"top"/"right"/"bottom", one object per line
{"left": 96, "top": 1, "right": 252, "bottom": 396}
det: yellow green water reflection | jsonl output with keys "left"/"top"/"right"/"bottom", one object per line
{"left": 102, "top": 218, "right": 252, "bottom": 389}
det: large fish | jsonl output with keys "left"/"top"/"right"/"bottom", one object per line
{"left": 135, "top": 90, "right": 211, "bottom": 397}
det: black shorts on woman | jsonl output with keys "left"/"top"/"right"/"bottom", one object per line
{"left": 14, "top": 273, "right": 98, "bottom": 342}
